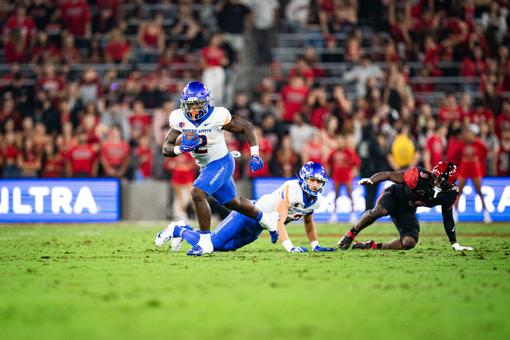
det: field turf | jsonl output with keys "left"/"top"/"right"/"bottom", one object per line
{"left": 1, "top": 222, "right": 509, "bottom": 340}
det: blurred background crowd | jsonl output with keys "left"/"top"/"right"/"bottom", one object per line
{"left": 1, "top": 0, "right": 510, "bottom": 195}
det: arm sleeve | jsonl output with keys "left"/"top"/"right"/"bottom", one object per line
{"left": 441, "top": 205, "right": 457, "bottom": 243}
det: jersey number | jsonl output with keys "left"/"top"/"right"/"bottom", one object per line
{"left": 195, "top": 135, "right": 208, "bottom": 154}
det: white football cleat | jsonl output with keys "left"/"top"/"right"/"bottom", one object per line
{"left": 483, "top": 210, "right": 492, "bottom": 224}
{"left": 154, "top": 221, "right": 187, "bottom": 247}
{"left": 155, "top": 224, "right": 175, "bottom": 247}
{"left": 259, "top": 211, "right": 280, "bottom": 232}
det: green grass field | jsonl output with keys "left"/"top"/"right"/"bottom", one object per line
{"left": 1, "top": 222, "right": 509, "bottom": 340}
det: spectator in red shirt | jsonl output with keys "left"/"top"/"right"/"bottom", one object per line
{"left": 3, "top": 5, "right": 36, "bottom": 52}
{"left": 280, "top": 75, "right": 309, "bottom": 123}
{"left": 275, "top": 134, "right": 299, "bottom": 178}
{"left": 460, "top": 47, "right": 486, "bottom": 92}
{"left": 326, "top": 134, "right": 360, "bottom": 223}
{"left": 467, "top": 99, "right": 494, "bottom": 128}
{"left": 137, "top": 12, "right": 165, "bottom": 62}
{"left": 135, "top": 134, "right": 153, "bottom": 179}
{"left": 289, "top": 57, "right": 315, "bottom": 88}
{"left": 301, "top": 132, "right": 324, "bottom": 164}
{"left": 496, "top": 100, "right": 510, "bottom": 137}
{"left": 60, "top": 33, "right": 81, "bottom": 64}
{"left": 201, "top": 33, "right": 228, "bottom": 106}
{"left": 438, "top": 93, "right": 463, "bottom": 125}
{"left": 58, "top": 122, "right": 78, "bottom": 155}
{"left": 308, "top": 85, "right": 330, "bottom": 129}
{"left": 447, "top": 125, "right": 491, "bottom": 223}
{"left": 303, "top": 46, "right": 325, "bottom": 78}
{"left": 164, "top": 147, "right": 196, "bottom": 221}
{"left": 31, "top": 31, "right": 61, "bottom": 64}
{"left": 41, "top": 141, "right": 65, "bottom": 178}
{"left": 37, "top": 63, "right": 66, "bottom": 100}
{"left": 60, "top": 0, "right": 91, "bottom": 39}
{"left": 424, "top": 123, "right": 447, "bottom": 170}
{"left": 129, "top": 101, "right": 152, "bottom": 140}
{"left": 105, "top": 28, "right": 131, "bottom": 64}
{"left": 2, "top": 131, "right": 20, "bottom": 178}
{"left": 17, "top": 137, "right": 41, "bottom": 178}
{"left": 496, "top": 124, "right": 510, "bottom": 177}
{"left": 0, "top": 96, "right": 22, "bottom": 131}
{"left": 4, "top": 28, "right": 29, "bottom": 63}
{"left": 66, "top": 130, "right": 98, "bottom": 177}
{"left": 100, "top": 126, "right": 130, "bottom": 178}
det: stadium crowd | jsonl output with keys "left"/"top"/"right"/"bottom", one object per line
{"left": 1, "top": 0, "right": 510, "bottom": 198}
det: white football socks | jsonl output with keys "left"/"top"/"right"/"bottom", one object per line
{"left": 198, "top": 232, "right": 213, "bottom": 253}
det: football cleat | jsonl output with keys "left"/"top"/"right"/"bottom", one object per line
{"left": 155, "top": 224, "right": 176, "bottom": 247}
{"left": 186, "top": 244, "right": 213, "bottom": 256}
{"left": 351, "top": 240, "right": 378, "bottom": 250}
{"left": 338, "top": 230, "right": 356, "bottom": 250}
{"left": 259, "top": 211, "right": 280, "bottom": 232}
{"left": 155, "top": 221, "right": 189, "bottom": 248}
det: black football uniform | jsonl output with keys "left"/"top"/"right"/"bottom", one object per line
{"left": 377, "top": 167, "right": 459, "bottom": 242}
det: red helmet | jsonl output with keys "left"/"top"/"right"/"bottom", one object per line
{"left": 432, "top": 161, "right": 458, "bottom": 186}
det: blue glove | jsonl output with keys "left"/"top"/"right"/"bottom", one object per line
{"left": 180, "top": 133, "right": 201, "bottom": 153}
{"left": 269, "top": 230, "right": 279, "bottom": 244}
{"left": 249, "top": 155, "right": 264, "bottom": 172}
{"left": 312, "top": 244, "right": 337, "bottom": 252}
{"left": 290, "top": 246, "right": 308, "bottom": 253}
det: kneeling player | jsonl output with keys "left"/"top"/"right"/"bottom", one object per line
{"left": 337, "top": 161, "right": 473, "bottom": 251}
{"left": 155, "top": 162, "right": 336, "bottom": 253}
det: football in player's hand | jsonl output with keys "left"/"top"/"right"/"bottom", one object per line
{"left": 175, "top": 134, "right": 182, "bottom": 146}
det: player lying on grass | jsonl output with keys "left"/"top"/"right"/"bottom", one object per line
{"left": 337, "top": 161, "right": 474, "bottom": 251}
{"left": 155, "top": 162, "right": 336, "bottom": 253}
{"left": 162, "top": 81, "right": 279, "bottom": 256}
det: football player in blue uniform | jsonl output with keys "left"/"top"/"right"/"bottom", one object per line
{"left": 160, "top": 81, "right": 278, "bottom": 256}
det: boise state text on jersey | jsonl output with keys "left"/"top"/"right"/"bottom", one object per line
{"left": 169, "top": 106, "right": 232, "bottom": 167}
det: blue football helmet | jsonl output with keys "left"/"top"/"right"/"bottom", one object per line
{"left": 180, "top": 81, "right": 212, "bottom": 121}
{"left": 298, "top": 162, "right": 328, "bottom": 196}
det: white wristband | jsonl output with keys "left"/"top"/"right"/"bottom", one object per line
{"left": 250, "top": 145, "right": 259, "bottom": 156}
{"left": 282, "top": 239, "right": 294, "bottom": 252}
{"left": 173, "top": 145, "right": 182, "bottom": 155}
{"left": 310, "top": 240, "right": 319, "bottom": 249}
